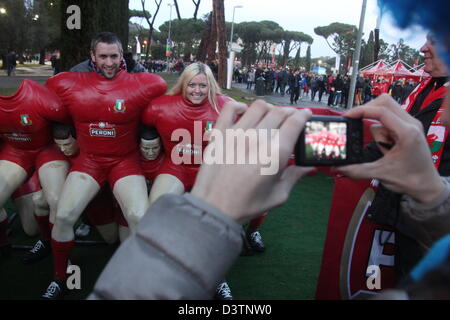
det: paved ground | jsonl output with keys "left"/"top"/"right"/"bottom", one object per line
{"left": 232, "top": 81, "right": 329, "bottom": 107}
{"left": 0, "top": 64, "right": 53, "bottom": 87}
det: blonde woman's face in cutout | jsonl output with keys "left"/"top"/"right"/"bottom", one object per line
{"left": 185, "top": 73, "right": 209, "bottom": 105}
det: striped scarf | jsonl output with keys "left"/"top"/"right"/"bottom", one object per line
{"left": 403, "top": 78, "right": 449, "bottom": 168}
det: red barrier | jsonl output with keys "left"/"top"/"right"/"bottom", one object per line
{"left": 315, "top": 178, "right": 396, "bottom": 300}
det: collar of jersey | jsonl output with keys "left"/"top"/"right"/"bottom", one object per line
{"left": 0, "top": 79, "right": 30, "bottom": 110}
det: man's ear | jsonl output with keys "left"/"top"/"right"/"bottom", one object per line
{"left": 90, "top": 50, "right": 95, "bottom": 62}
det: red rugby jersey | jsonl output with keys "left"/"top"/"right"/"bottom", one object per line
{"left": 0, "top": 79, "right": 68, "bottom": 150}
{"left": 142, "top": 94, "right": 232, "bottom": 166}
{"left": 46, "top": 70, "right": 167, "bottom": 157}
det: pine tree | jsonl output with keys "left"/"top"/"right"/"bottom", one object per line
{"left": 361, "top": 31, "right": 374, "bottom": 68}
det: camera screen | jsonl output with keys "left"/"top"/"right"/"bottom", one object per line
{"left": 304, "top": 121, "right": 347, "bottom": 161}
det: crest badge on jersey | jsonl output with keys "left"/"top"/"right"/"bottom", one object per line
{"left": 20, "top": 114, "right": 32, "bottom": 126}
{"left": 205, "top": 121, "right": 215, "bottom": 132}
{"left": 114, "top": 99, "right": 126, "bottom": 113}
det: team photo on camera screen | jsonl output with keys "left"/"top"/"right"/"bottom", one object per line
{"left": 305, "top": 121, "right": 347, "bottom": 161}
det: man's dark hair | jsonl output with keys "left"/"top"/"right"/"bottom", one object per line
{"left": 90, "top": 32, "right": 123, "bottom": 54}
{"left": 140, "top": 126, "right": 160, "bottom": 141}
{"left": 52, "top": 123, "right": 76, "bottom": 140}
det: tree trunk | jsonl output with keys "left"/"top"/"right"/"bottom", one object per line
{"left": 145, "top": 28, "right": 154, "bottom": 60}
{"left": 39, "top": 48, "right": 46, "bottom": 65}
{"left": 141, "top": 0, "right": 162, "bottom": 61}
{"left": 283, "top": 40, "right": 291, "bottom": 67}
{"left": 305, "top": 45, "right": 311, "bottom": 71}
{"left": 294, "top": 45, "right": 301, "bottom": 69}
{"left": 374, "top": 28, "right": 380, "bottom": 62}
{"left": 207, "top": 10, "right": 217, "bottom": 63}
{"left": 197, "top": 12, "right": 212, "bottom": 62}
{"left": 213, "top": 0, "right": 227, "bottom": 88}
{"left": 60, "top": 0, "right": 129, "bottom": 72}
{"left": 257, "top": 42, "right": 267, "bottom": 64}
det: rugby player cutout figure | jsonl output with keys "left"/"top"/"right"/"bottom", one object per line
{"left": 53, "top": 124, "right": 131, "bottom": 244}
{"left": 142, "top": 62, "right": 232, "bottom": 203}
{"left": 41, "top": 32, "right": 167, "bottom": 299}
{"left": 142, "top": 62, "right": 237, "bottom": 300}
{"left": 139, "top": 126, "right": 165, "bottom": 189}
{"left": 21, "top": 123, "right": 128, "bottom": 263}
{"left": 0, "top": 79, "right": 70, "bottom": 262}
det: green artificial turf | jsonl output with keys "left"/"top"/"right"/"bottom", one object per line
{"left": 227, "top": 173, "right": 334, "bottom": 300}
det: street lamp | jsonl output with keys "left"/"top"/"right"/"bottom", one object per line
{"left": 0, "top": 8, "right": 7, "bottom": 15}
{"left": 227, "top": 5, "right": 243, "bottom": 89}
{"left": 166, "top": 3, "right": 174, "bottom": 72}
{"left": 229, "top": 5, "right": 243, "bottom": 52}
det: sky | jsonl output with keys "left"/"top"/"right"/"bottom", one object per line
{"left": 129, "top": 0, "right": 429, "bottom": 59}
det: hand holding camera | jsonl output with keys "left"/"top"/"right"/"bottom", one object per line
{"left": 335, "top": 94, "right": 445, "bottom": 204}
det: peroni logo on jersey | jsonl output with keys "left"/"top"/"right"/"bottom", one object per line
{"left": 89, "top": 122, "right": 116, "bottom": 138}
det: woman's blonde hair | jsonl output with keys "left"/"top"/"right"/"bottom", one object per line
{"left": 168, "top": 62, "right": 222, "bottom": 113}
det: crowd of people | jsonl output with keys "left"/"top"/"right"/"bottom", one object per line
{"left": 143, "top": 59, "right": 186, "bottom": 74}
{"left": 1, "top": 0, "right": 450, "bottom": 301}
{"left": 235, "top": 65, "right": 419, "bottom": 109}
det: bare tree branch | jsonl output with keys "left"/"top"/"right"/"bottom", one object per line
{"left": 141, "top": 0, "right": 151, "bottom": 25}
{"left": 173, "top": 0, "right": 182, "bottom": 20}
{"left": 192, "top": 0, "right": 201, "bottom": 20}
{"left": 140, "top": 0, "right": 163, "bottom": 59}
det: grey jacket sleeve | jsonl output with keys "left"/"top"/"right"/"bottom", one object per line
{"left": 69, "top": 60, "right": 93, "bottom": 73}
{"left": 399, "top": 177, "right": 450, "bottom": 249}
{"left": 88, "top": 193, "right": 244, "bottom": 300}
{"left": 132, "top": 63, "right": 148, "bottom": 73}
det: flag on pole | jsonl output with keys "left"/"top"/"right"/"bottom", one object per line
{"left": 166, "top": 39, "right": 172, "bottom": 57}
